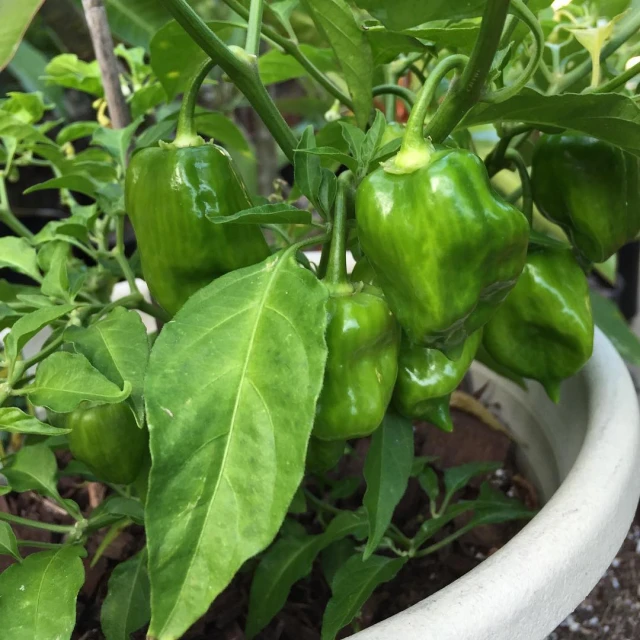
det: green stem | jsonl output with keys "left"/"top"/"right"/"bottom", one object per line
{"left": 175, "top": 58, "right": 216, "bottom": 147}
{"left": 161, "top": 0, "right": 298, "bottom": 161}
{"left": 553, "top": 10, "right": 640, "bottom": 94}
{"left": 17, "top": 540, "right": 65, "bottom": 549}
{"left": 324, "top": 173, "right": 352, "bottom": 287}
{"left": 137, "top": 299, "right": 171, "bottom": 322}
{"left": 20, "top": 334, "right": 64, "bottom": 373}
{"left": 389, "top": 55, "right": 468, "bottom": 173}
{"left": 245, "top": 0, "right": 264, "bottom": 57}
{"left": 590, "top": 60, "right": 640, "bottom": 94}
{"left": 425, "top": 0, "right": 511, "bottom": 143}
{"left": 483, "top": 0, "right": 544, "bottom": 103}
{"left": 0, "top": 174, "right": 35, "bottom": 241}
{"left": 504, "top": 149, "right": 532, "bottom": 226}
{"left": 372, "top": 84, "right": 416, "bottom": 109}
{"left": 0, "top": 511, "right": 75, "bottom": 534}
{"left": 220, "top": 0, "right": 353, "bottom": 109}
{"left": 317, "top": 237, "right": 331, "bottom": 280}
{"left": 383, "top": 67, "right": 396, "bottom": 120}
{"left": 113, "top": 216, "right": 140, "bottom": 294}
{"left": 304, "top": 490, "right": 342, "bottom": 515}
{"left": 414, "top": 521, "right": 477, "bottom": 558}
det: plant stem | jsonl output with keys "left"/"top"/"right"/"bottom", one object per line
{"left": 552, "top": 10, "right": 640, "bottom": 94}
{"left": 175, "top": 59, "right": 216, "bottom": 147}
{"left": 304, "top": 490, "right": 342, "bottom": 515}
{"left": 483, "top": 0, "right": 544, "bottom": 103}
{"left": 324, "top": 173, "right": 352, "bottom": 287}
{"left": 425, "top": 0, "right": 511, "bottom": 143}
{"left": 390, "top": 55, "right": 468, "bottom": 173}
{"left": 20, "top": 334, "right": 64, "bottom": 372}
{"left": 81, "top": 0, "right": 131, "bottom": 128}
{"left": 0, "top": 511, "right": 75, "bottom": 534}
{"left": 17, "top": 540, "right": 64, "bottom": 549}
{"left": 0, "top": 174, "right": 35, "bottom": 241}
{"left": 590, "top": 60, "right": 640, "bottom": 94}
{"left": 414, "top": 521, "right": 477, "bottom": 558}
{"left": 245, "top": 0, "right": 264, "bottom": 57}
{"left": 221, "top": 0, "right": 353, "bottom": 109}
{"left": 161, "top": 0, "right": 298, "bottom": 161}
{"left": 372, "top": 84, "right": 416, "bottom": 109}
{"left": 113, "top": 215, "right": 140, "bottom": 294}
{"left": 504, "top": 149, "right": 532, "bottom": 226}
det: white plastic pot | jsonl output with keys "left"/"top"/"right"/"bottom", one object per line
{"left": 354, "top": 328, "right": 640, "bottom": 640}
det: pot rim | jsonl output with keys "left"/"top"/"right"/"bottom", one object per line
{"left": 353, "top": 328, "right": 640, "bottom": 640}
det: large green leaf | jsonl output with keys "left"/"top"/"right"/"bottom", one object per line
{"left": 303, "top": 0, "right": 373, "bottom": 129}
{"left": 462, "top": 91, "right": 640, "bottom": 157}
{"left": 101, "top": 550, "right": 151, "bottom": 640}
{"left": 258, "top": 45, "right": 336, "bottom": 85}
{"left": 105, "top": 0, "right": 171, "bottom": 50}
{"left": 362, "top": 413, "right": 414, "bottom": 559}
{"left": 0, "top": 0, "right": 44, "bottom": 71}
{"left": 0, "top": 546, "right": 85, "bottom": 640}
{"left": 590, "top": 291, "right": 640, "bottom": 366}
{"left": 0, "top": 407, "right": 70, "bottom": 436}
{"left": 0, "top": 236, "right": 41, "bottom": 283}
{"left": 145, "top": 252, "right": 328, "bottom": 640}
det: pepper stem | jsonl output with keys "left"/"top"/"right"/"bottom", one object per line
{"left": 386, "top": 54, "right": 468, "bottom": 174}
{"left": 324, "top": 173, "right": 353, "bottom": 288}
{"left": 174, "top": 58, "right": 216, "bottom": 148}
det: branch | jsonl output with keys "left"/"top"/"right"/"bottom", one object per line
{"left": 81, "top": 0, "right": 131, "bottom": 129}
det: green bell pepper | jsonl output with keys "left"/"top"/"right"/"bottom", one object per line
{"left": 532, "top": 133, "right": 640, "bottom": 264}
{"left": 482, "top": 245, "right": 594, "bottom": 401}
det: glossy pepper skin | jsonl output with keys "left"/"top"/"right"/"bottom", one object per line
{"left": 483, "top": 246, "right": 594, "bottom": 401}
{"left": 67, "top": 402, "right": 148, "bottom": 485}
{"left": 356, "top": 148, "right": 529, "bottom": 358}
{"left": 125, "top": 144, "right": 270, "bottom": 315}
{"left": 393, "top": 330, "right": 481, "bottom": 432}
{"left": 532, "top": 134, "right": 640, "bottom": 264}
{"left": 313, "top": 288, "right": 400, "bottom": 441}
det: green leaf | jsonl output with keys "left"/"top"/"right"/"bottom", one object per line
{"left": 0, "top": 546, "right": 85, "bottom": 640}
{"left": 340, "top": 121, "right": 366, "bottom": 158}
{"left": 92, "top": 117, "right": 143, "bottom": 169}
{"left": 150, "top": 20, "right": 246, "bottom": 100}
{"left": 1, "top": 91, "right": 47, "bottom": 124}
{"left": 0, "top": 521, "right": 20, "bottom": 561}
{"left": 0, "top": 236, "right": 40, "bottom": 282}
{"left": 413, "top": 501, "right": 474, "bottom": 548}
{"left": 24, "top": 174, "right": 97, "bottom": 197}
{"left": 3, "top": 444, "right": 64, "bottom": 501}
{"left": 304, "top": 0, "right": 373, "bottom": 129}
{"left": 28, "top": 352, "right": 132, "bottom": 412}
{"left": 43, "top": 54, "right": 103, "bottom": 96}
{"left": 193, "top": 111, "right": 252, "bottom": 156}
{"left": 321, "top": 538, "right": 356, "bottom": 587}
{"left": 362, "top": 413, "right": 414, "bottom": 559}
{"left": 321, "top": 554, "right": 407, "bottom": 640}
{"left": 130, "top": 82, "right": 167, "bottom": 119}
{"left": 144, "top": 252, "right": 329, "bottom": 640}
{"left": 105, "top": 0, "right": 171, "bottom": 49}
{"left": 462, "top": 91, "right": 640, "bottom": 158}
{"left": 590, "top": 290, "right": 640, "bottom": 366}
{"left": 359, "top": 110, "right": 387, "bottom": 174}
{"left": 461, "top": 482, "right": 535, "bottom": 525}
{"left": 246, "top": 533, "right": 323, "bottom": 638}
{"left": 206, "top": 202, "right": 312, "bottom": 225}
{"left": 0, "top": 0, "right": 44, "bottom": 71}
{"left": 401, "top": 20, "right": 481, "bottom": 52}
{"left": 101, "top": 549, "right": 151, "bottom": 640}
{"left": 41, "top": 242, "right": 71, "bottom": 301}
{"left": 259, "top": 45, "right": 336, "bottom": 85}
{"left": 65, "top": 308, "right": 150, "bottom": 428}
{"left": 418, "top": 466, "right": 440, "bottom": 504}
{"left": 365, "top": 29, "right": 426, "bottom": 66}
{"left": 354, "top": 0, "right": 486, "bottom": 30}
{"left": 298, "top": 146, "right": 359, "bottom": 173}
{"left": 91, "top": 496, "right": 145, "bottom": 526}
{"left": 56, "top": 121, "right": 101, "bottom": 146}
{"left": 443, "top": 460, "right": 502, "bottom": 504}
{"left": 4, "top": 303, "right": 75, "bottom": 364}
{"left": 0, "top": 408, "right": 70, "bottom": 436}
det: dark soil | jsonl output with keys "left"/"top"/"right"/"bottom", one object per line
{"left": 1, "top": 386, "right": 538, "bottom": 640}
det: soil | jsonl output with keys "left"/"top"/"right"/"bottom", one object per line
{"left": 1, "top": 383, "right": 542, "bottom": 640}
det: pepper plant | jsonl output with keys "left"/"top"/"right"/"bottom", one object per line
{"left": 0, "top": 0, "right": 640, "bottom": 639}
